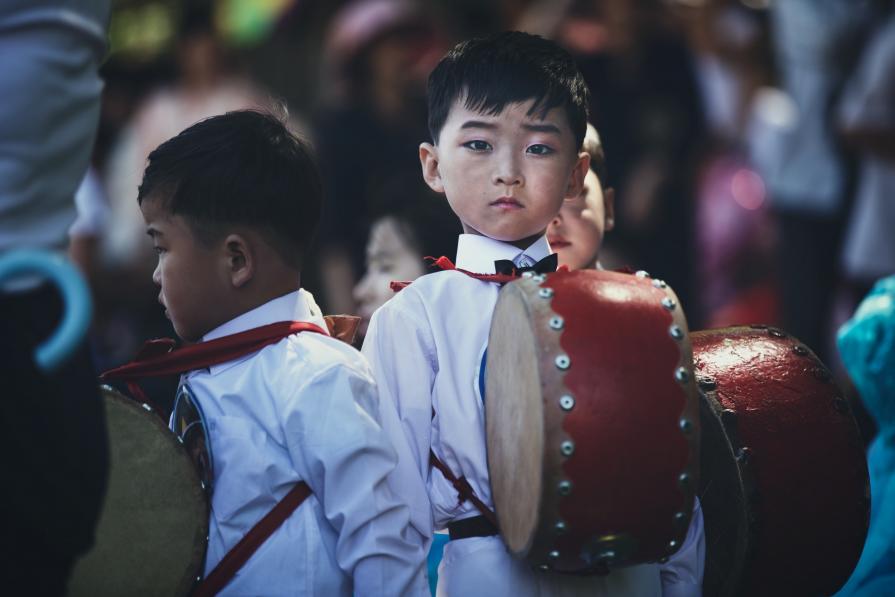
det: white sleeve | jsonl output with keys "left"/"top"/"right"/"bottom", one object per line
{"left": 659, "top": 497, "right": 705, "bottom": 597}
{"left": 284, "top": 362, "right": 429, "bottom": 596}
{"left": 362, "top": 292, "right": 436, "bottom": 539}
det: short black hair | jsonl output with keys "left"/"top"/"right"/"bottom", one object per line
{"left": 138, "top": 110, "right": 322, "bottom": 268}
{"left": 427, "top": 31, "right": 590, "bottom": 147}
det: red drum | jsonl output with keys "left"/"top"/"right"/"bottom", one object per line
{"left": 693, "top": 326, "right": 869, "bottom": 596}
{"left": 485, "top": 269, "right": 699, "bottom": 573}
{"left": 69, "top": 386, "right": 208, "bottom": 596}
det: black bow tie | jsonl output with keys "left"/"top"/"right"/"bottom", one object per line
{"left": 493, "top": 253, "right": 558, "bottom": 276}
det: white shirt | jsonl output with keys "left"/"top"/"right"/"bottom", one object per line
{"left": 363, "top": 234, "right": 704, "bottom": 596}
{"left": 179, "top": 289, "right": 429, "bottom": 596}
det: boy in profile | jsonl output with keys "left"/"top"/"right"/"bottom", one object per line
{"left": 548, "top": 123, "right": 616, "bottom": 271}
{"left": 363, "top": 32, "right": 704, "bottom": 596}
{"left": 107, "top": 110, "right": 429, "bottom": 595}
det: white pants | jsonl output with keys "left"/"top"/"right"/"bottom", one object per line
{"left": 436, "top": 535, "right": 662, "bottom": 597}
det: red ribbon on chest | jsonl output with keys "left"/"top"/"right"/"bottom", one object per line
{"left": 100, "top": 321, "right": 327, "bottom": 408}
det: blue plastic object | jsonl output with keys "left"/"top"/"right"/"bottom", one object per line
{"left": 0, "top": 249, "right": 92, "bottom": 372}
{"left": 835, "top": 275, "right": 895, "bottom": 596}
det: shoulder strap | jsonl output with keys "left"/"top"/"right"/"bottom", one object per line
{"left": 192, "top": 481, "right": 313, "bottom": 597}
{"left": 429, "top": 450, "right": 498, "bottom": 527}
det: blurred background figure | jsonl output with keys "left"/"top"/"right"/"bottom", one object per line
{"left": 756, "top": 0, "right": 876, "bottom": 365}
{"left": 0, "top": 0, "right": 111, "bottom": 593}
{"left": 834, "top": 3, "right": 895, "bottom": 365}
{"left": 353, "top": 173, "right": 460, "bottom": 341}
{"left": 311, "top": 0, "right": 447, "bottom": 314}
{"left": 674, "top": 0, "right": 780, "bottom": 329}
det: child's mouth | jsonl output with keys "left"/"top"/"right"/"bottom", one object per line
{"left": 549, "top": 237, "right": 571, "bottom": 248}
{"left": 490, "top": 197, "right": 523, "bottom": 210}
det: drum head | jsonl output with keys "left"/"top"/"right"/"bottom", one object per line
{"left": 486, "top": 282, "right": 545, "bottom": 554}
{"left": 69, "top": 387, "right": 207, "bottom": 597}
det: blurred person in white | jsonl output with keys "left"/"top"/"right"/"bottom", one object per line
{"left": 103, "top": 3, "right": 271, "bottom": 275}
{"left": 0, "top": 0, "right": 111, "bottom": 592}
{"left": 675, "top": 1, "right": 781, "bottom": 328}
{"left": 836, "top": 3, "right": 895, "bottom": 322}
{"left": 69, "top": 167, "right": 111, "bottom": 284}
{"left": 755, "top": 0, "right": 875, "bottom": 363}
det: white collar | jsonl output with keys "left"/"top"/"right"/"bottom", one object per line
{"left": 197, "top": 289, "right": 329, "bottom": 375}
{"left": 454, "top": 234, "right": 552, "bottom": 274}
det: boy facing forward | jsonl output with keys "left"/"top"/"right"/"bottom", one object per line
{"left": 135, "top": 111, "right": 429, "bottom": 595}
{"left": 363, "top": 33, "right": 704, "bottom": 596}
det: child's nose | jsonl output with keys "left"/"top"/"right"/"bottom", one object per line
{"left": 152, "top": 262, "right": 161, "bottom": 286}
{"left": 493, "top": 154, "right": 523, "bottom": 187}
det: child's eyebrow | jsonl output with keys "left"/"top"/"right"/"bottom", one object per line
{"left": 522, "top": 123, "right": 561, "bottom": 135}
{"left": 146, "top": 226, "right": 162, "bottom": 238}
{"left": 460, "top": 120, "right": 497, "bottom": 131}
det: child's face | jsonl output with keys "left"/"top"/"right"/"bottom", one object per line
{"left": 420, "top": 98, "right": 588, "bottom": 249}
{"left": 548, "top": 169, "right": 615, "bottom": 270}
{"left": 141, "top": 199, "right": 232, "bottom": 342}
{"left": 353, "top": 217, "right": 427, "bottom": 337}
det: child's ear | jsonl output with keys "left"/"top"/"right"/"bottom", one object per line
{"left": 223, "top": 234, "right": 254, "bottom": 288}
{"left": 419, "top": 142, "right": 444, "bottom": 193}
{"left": 604, "top": 187, "right": 616, "bottom": 231}
{"left": 565, "top": 152, "right": 590, "bottom": 199}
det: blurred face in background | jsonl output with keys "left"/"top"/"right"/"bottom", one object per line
{"left": 353, "top": 216, "right": 427, "bottom": 336}
{"left": 548, "top": 168, "right": 615, "bottom": 270}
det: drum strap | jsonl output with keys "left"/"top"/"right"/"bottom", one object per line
{"left": 192, "top": 481, "right": 312, "bottom": 597}
{"left": 100, "top": 320, "right": 329, "bottom": 412}
{"left": 429, "top": 450, "right": 498, "bottom": 527}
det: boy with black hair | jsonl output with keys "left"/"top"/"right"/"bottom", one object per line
{"left": 111, "top": 110, "right": 429, "bottom": 595}
{"left": 363, "top": 32, "right": 704, "bottom": 596}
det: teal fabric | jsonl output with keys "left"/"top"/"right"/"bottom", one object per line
{"left": 428, "top": 533, "right": 450, "bottom": 595}
{"left": 836, "top": 275, "right": 895, "bottom": 596}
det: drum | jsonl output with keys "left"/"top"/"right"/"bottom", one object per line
{"left": 694, "top": 326, "right": 869, "bottom": 596}
{"left": 69, "top": 386, "right": 208, "bottom": 597}
{"left": 485, "top": 269, "right": 699, "bottom": 573}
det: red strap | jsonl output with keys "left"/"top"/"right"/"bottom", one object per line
{"left": 192, "top": 481, "right": 313, "bottom": 597}
{"left": 100, "top": 321, "right": 327, "bottom": 383}
{"left": 391, "top": 256, "right": 521, "bottom": 293}
{"left": 429, "top": 450, "right": 498, "bottom": 527}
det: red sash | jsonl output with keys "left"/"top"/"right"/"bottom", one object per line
{"left": 101, "top": 320, "right": 327, "bottom": 597}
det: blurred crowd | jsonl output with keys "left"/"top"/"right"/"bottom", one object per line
{"left": 72, "top": 0, "right": 894, "bottom": 429}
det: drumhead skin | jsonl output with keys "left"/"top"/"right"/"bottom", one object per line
{"left": 693, "top": 327, "right": 870, "bottom": 596}
{"left": 486, "top": 269, "right": 699, "bottom": 574}
{"left": 69, "top": 386, "right": 208, "bottom": 597}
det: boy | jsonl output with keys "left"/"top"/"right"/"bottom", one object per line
{"left": 118, "top": 111, "right": 429, "bottom": 595}
{"left": 362, "top": 32, "right": 704, "bottom": 596}
{"left": 548, "top": 123, "right": 616, "bottom": 271}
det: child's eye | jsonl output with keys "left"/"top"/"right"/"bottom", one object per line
{"left": 154, "top": 246, "right": 166, "bottom": 255}
{"left": 463, "top": 140, "right": 492, "bottom": 152}
{"left": 527, "top": 144, "right": 554, "bottom": 155}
